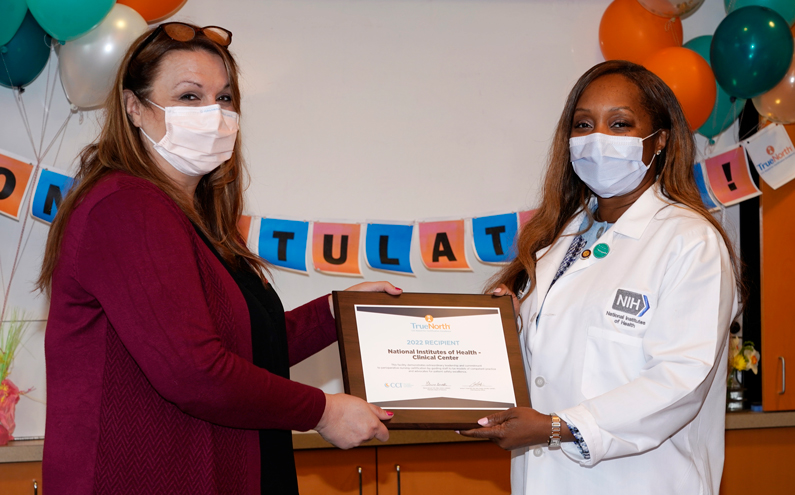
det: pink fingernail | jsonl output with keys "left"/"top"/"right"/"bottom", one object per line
{"left": 387, "top": 411, "right": 394, "bottom": 416}
{"left": 477, "top": 417, "right": 488, "bottom": 426}
{"left": 395, "top": 287, "right": 402, "bottom": 291}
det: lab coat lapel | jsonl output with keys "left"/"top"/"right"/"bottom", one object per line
{"left": 550, "top": 186, "right": 668, "bottom": 281}
{"left": 533, "top": 209, "right": 587, "bottom": 303}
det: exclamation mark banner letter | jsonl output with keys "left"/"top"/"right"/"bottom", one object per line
{"left": 258, "top": 218, "right": 309, "bottom": 272}
{"left": 722, "top": 162, "right": 737, "bottom": 191}
{"left": 0, "top": 151, "right": 34, "bottom": 221}
{"left": 704, "top": 146, "right": 761, "bottom": 207}
{"left": 30, "top": 168, "right": 74, "bottom": 224}
{"left": 365, "top": 223, "right": 414, "bottom": 274}
{"left": 472, "top": 213, "right": 518, "bottom": 264}
{"left": 418, "top": 220, "right": 471, "bottom": 271}
{"left": 312, "top": 222, "right": 362, "bottom": 276}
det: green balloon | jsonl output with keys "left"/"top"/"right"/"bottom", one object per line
{"left": 725, "top": 0, "right": 795, "bottom": 26}
{"left": 684, "top": 35, "right": 747, "bottom": 139}
{"left": 26, "top": 0, "right": 115, "bottom": 42}
{"left": 711, "top": 6, "right": 794, "bottom": 99}
{"left": 0, "top": 10, "right": 51, "bottom": 89}
{"left": 0, "top": 0, "right": 27, "bottom": 47}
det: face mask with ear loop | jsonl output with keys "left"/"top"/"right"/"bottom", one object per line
{"left": 569, "top": 130, "right": 662, "bottom": 198}
{"left": 139, "top": 100, "right": 240, "bottom": 177}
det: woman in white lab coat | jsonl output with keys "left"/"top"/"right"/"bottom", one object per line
{"left": 460, "top": 60, "right": 742, "bottom": 494}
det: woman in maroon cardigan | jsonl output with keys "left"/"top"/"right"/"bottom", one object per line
{"left": 38, "top": 23, "right": 398, "bottom": 494}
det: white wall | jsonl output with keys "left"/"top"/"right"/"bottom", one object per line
{"left": 0, "top": 0, "right": 739, "bottom": 439}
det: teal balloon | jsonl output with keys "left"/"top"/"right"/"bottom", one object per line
{"left": 0, "top": 0, "right": 27, "bottom": 47}
{"left": 0, "top": 10, "right": 51, "bottom": 89}
{"left": 711, "top": 6, "right": 794, "bottom": 99}
{"left": 26, "top": 0, "right": 115, "bottom": 42}
{"left": 725, "top": 0, "right": 795, "bottom": 26}
{"left": 684, "top": 35, "right": 747, "bottom": 138}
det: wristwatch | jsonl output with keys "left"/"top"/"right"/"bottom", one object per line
{"left": 548, "top": 413, "right": 561, "bottom": 449}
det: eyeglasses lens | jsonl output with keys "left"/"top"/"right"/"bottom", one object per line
{"left": 202, "top": 27, "right": 231, "bottom": 47}
{"left": 163, "top": 23, "right": 196, "bottom": 42}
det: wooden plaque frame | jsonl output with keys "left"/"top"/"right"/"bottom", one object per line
{"left": 333, "top": 291, "right": 530, "bottom": 430}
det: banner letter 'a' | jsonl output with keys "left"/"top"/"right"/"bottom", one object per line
{"left": 418, "top": 220, "right": 470, "bottom": 271}
{"left": 258, "top": 218, "right": 309, "bottom": 272}
{"left": 312, "top": 222, "right": 362, "bottom": 276}
{"left": 365, "top": 223, "right": 413, "bottom": 274}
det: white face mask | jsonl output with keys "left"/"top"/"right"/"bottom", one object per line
{"left": 140, "top": 100, "right": 240, "bottom": 177}
{"left": 569, "top": 130, "right": 660, "bottom": 198}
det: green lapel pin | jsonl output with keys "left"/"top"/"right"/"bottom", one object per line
{"left": 593, "top": 243, "right": 610, "bottom": 259}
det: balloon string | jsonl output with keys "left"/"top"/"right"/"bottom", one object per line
{"left": 0, "top": 111, "right": 72, "bottom": 326}
{"left": 14, "top": 91, "right": 41, "bottom": 163}
{"left": 1, "top": 168, "right": 40, "bottom": 327}
{"left": 665, "top": 18, "right": 681, "bottom": 46}
{"left": 38, "top": 43, "right": 54, "bottom": 156}
{"left": 51, "top": 112, "right": 71, "bottom": 171}
{"left": 39, "top": 43, "right": 59, "bottom": 159}
{"left": 40, "top": 112, "right": 72, "bottom": 165}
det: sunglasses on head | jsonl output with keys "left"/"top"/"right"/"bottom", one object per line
{"left": 131, "top": 22, "right": 233, "bottom": 62}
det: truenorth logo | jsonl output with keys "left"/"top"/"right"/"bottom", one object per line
{"left": 612, "top": 289, "right": 650, "bottom": 317}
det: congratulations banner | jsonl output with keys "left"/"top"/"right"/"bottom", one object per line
{"left": 6, "top": 139, "right": 780, "bottom": 280}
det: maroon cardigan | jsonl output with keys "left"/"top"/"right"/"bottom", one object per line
{"left": 43, "top": 173, "right": 337, "bottom": 494}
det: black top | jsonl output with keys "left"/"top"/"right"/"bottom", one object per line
{"left": 194, "top": 227, "right": 299, "bottom": 495}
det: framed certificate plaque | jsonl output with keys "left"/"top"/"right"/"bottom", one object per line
{"left": 333, "top": 291, "right": 530, "bottom": 430}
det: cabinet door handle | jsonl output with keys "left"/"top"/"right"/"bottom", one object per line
{"left": 357, "top": 466, "right": 362, "bottom": 495}
{"left": 780, "top": 356, "right": 787, "bottom": 395}
{"left": 33, "top": 480, "right": 38, "bottom": 495}
{"left": 396, "top": 464, "right": 401, "bottom": 495}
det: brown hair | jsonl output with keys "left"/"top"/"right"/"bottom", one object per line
{"left": 489, "top": 60, "right": 744, "bottom": 303}
{"left": 38, "top": 24, "right": 269, "bottom": 294}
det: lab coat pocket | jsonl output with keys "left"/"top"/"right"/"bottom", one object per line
{"left": 581, "top": 326, "right": 646, "bottom": 399}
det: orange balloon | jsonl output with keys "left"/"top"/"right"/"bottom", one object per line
{"left": 644, "top": 47, "right": 717, "bottom": 130}
{"left": 600, "top": 0, "right": 683, "bottom": 64}
{"left": 118, "top": 0, "right": 188, "bottom": 24}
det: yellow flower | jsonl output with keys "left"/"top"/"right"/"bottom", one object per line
{"left": 732, "top": 354, "right": 748, "bottom": 371}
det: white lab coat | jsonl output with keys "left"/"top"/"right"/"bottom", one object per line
{"left": 511, "top": 185, "right": 736, "bottom": 495}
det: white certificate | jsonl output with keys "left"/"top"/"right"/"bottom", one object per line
{"left": 354, "top": 304, "right": 517, "bottom": 410}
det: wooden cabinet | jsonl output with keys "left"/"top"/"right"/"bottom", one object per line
{"left": 720, "top": 427, "right": 795, "bottom": 495}
{"left": 376, "top": 442, "right": 510, "bottom": 494}
{"left": 295, "top": 447, "right": 377, "bottom": 494}
{"left": 296, "top": 441, "right": 510, "bottom": 494}
{"left": 0, "top": 461, "right": 42, "bottom": 495}
{"left": 760, "top": 179, "right": 795, "bottom": 411}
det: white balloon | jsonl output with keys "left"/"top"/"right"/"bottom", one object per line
{"left": 638, "top": 0, "right": 706, "bottom": 18}
{"left": 58, "top": 4, "right": 147, "bottom": 110}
